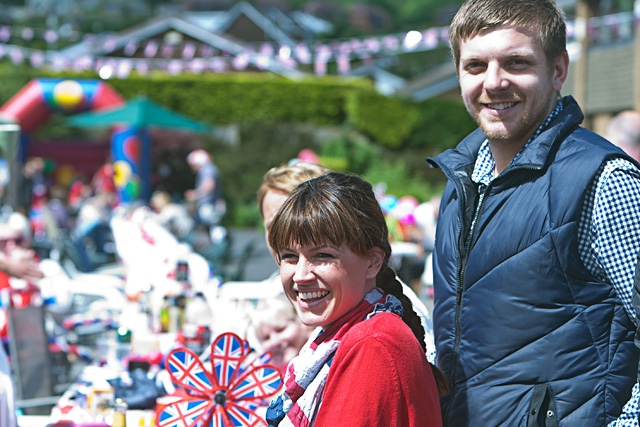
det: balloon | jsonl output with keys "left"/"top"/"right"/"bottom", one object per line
{"left": 298, "top": 148, "right": 319, "bottom": 164}
{"left": 379, "top": 195, "right": 398, "bottom": 214}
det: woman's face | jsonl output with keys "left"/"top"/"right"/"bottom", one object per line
{"left": 278, "top": 241, "right": 382, "bottom": 329}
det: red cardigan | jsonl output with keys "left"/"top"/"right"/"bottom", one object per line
{"left": 314, "top": 312, "right": 442, "bottom": 427}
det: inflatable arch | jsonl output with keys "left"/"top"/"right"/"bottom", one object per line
{"left": 0, "top": 78, "right": 151, "bottom": 204}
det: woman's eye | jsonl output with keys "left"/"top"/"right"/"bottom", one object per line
{"left": 280, "top": 253, "right": 297, "bottom": 262}
{"left": 315, "top": 252, "right": 334, "bottom": 259}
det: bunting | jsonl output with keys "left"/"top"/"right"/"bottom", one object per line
{"left": 0, "top": 9, "right": 637, "bottom": 78}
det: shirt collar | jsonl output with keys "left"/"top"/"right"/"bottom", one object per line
{"left": 471, "top": 101, "right": 564, "bottom": 185}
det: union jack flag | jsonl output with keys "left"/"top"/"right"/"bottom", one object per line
{"left": 212, "top": 332, "right": 246, "bottom": 388}
{"left": 162, "top": 332, "right": 282, "bottom": 427}
{"left": 225, "top": 403, "right": 268, "bottom": 427}
{"left": 167, "top": 347, "right": 214, "bottom": 394}
{"left": 231, "top": 366, "right": 282, "bottom": 401}
{"left": 157, "top": 397, "right": 212, "bottom": 427}
{"left": 237, "top": 351, "right": 272, "bottom": 378}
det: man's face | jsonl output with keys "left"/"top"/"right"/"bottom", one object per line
{"left": 458, "top": 25, "right": 568, "bottom": 150}
{"left": 261, "top": 189, "right": 289, "bottom": 257}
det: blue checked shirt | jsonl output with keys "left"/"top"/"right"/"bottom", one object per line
{"left": 471, "top": 103, "right": 640, "bottom": 426}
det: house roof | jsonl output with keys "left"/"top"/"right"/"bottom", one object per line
{"left": 396, "top": 61, "right": 459, "bottom": 102}
{"left": 348, "top": 64, "right": 406, "bottom": 96}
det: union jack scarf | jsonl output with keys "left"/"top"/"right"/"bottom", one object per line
{"left": 265, "top": 287, "right": 404, "bottom": 427}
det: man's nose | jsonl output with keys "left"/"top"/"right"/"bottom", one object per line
{"left": 484, "top": 62, "right": 509, "bottom": 91}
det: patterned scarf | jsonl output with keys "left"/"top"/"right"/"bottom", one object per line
{"left": 266, "top": 287, "right": 404, "bottom": 427}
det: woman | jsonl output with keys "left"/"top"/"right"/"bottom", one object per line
{"left": 266, "top": 172, "right": 444, "bottom": 427}
{"left": 256, "top": 162, "right": 437, "bottom": 363}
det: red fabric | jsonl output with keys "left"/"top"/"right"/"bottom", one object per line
{"left": 314, "top": 313, "right": 442, "bottom": 427}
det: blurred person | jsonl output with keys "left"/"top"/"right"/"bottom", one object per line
{"left": 184, "top": 149, "right": 226, "bottom": 227}
{"left": 0, "top": 213, "right": 41, "bottom": 293}
{"left": 247, "top": 293, "right": 314, "bottom": 371}
{"left": 18, "top": 157, "right": 46, "bottom": 216}
{"left": 0, "top": 212, "right": 43, "bottom": 284}
{"left": 149, "top": 190, "right": 194, "bottom": 241}
{"left": 265, "top": 172, "right": 444, "bottom": 426}
{"left": 71, "top": 191, "right": 115, "bottom": 271}
{"left": 0, "top": 342, "right": 15, "bottom": 427}
{"left": 414, "top": 195, "right": 441, "bottom": 297}
{"left": 606, "top": 110, "right": 640, "bottom": 161}
{"left": 428, "top": 0, "right": 640, "bottom": 425}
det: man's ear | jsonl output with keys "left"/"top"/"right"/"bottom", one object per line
{"left": 366, "top": 247, "right": 385, "bottom": 279}
{"left": 552, "top": 51, "right": 569, "bottom": 92}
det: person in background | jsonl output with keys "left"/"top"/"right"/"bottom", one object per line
{"left": 606, "top": 110, "right": 640, "bottom": 162}
{"left": 0, "top": 343, "right": 16, "bottom": 427}
{"left": 266, "top": 172, "right": 444, "bottom": 427}
{"left": 149, "top": 190, "right": 194, "bottom": 242}
{"left": 256, "top": 162, "right": 437, "bottom": 364}
{"left": 428, "top": 0, "right": 640, "bottom": 425}
{"left": 0, "top": 212, "right": 42, "bottom": 284}
{"left": 247, "top": 292, "right": 314, "bottom": 372}
{"left": 90, "top": 158, "right": 118, "bottom": 208}
{"left": 184, "top": 149, "right": 225, "bottom": 227}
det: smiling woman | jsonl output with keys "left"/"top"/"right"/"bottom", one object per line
{"left": 265, "top": 171, "right": 445, "bottom": 427}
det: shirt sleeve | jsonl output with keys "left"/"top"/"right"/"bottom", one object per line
{"left": 585, "top": 159, "right": 640, "bottom": 427}
{"left": 584, "top": 160, "right": 640, "bottom": 321}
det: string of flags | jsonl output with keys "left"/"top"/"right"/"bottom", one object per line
{"left": 0, "top": 9, "right": 637, "bottom": 78}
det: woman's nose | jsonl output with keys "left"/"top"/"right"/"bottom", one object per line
{"left": 293, "top": 258, "right": 314, "bottom": 282}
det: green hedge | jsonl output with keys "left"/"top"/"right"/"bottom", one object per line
{"left": 0, "top": 65, "right": 421, "bottom": 148}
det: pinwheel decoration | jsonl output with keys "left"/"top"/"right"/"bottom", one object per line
{"left": 157, "top": 332, "right": 282, "bottom": 427}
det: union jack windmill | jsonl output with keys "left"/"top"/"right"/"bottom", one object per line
{"left": 157, "top": 332, "right": 282, "bottom": 427}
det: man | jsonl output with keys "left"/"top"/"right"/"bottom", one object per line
{"left": 184, "top": 149, "right": 225, "bottom": 226}
{"left": 606, "top": 110, "right": 640, "bottom": 162}
{"left": 427, "top": 0, "right": 640, "bottom": 425}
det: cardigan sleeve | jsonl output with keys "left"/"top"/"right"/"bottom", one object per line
{"left": 312, "top": 313, "right": 441, "bottom": 427}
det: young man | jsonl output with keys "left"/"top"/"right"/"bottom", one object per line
{"left": 427, "top": 0, "right": 640, "bottom": 425}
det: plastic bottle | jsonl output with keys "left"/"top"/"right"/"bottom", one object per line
{"left": 112, "top": 398, "right": 128, "bottom": 427}
{"left": 159, "top": 295, "right": 171, "bottom": 333}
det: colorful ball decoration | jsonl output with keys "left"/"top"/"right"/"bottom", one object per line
{"left": 52, "top": 80, "right": 85, "bottom": 112}
{"left": 122, "top": 177, "right": 141, "bottom": 201}
{"left": 113, "top": 160, "right": 132, "bottom": 189}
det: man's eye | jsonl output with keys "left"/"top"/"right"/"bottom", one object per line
{"left": 463, "top": 62, "right": 485, "bottom": 73}
{"left": 510, "top": 59, "right": 528, "bottom": 67}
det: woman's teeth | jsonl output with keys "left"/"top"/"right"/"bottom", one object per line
{"left": 298, "top": 291, "right": 329, "bottom": 301}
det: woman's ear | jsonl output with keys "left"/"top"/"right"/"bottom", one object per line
{"left": 366, "top": 247, "right": 385, "bottom": 279}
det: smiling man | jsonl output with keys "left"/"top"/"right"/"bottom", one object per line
{"left": 426, "top": 0, "right": 640, "bottom": 426}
